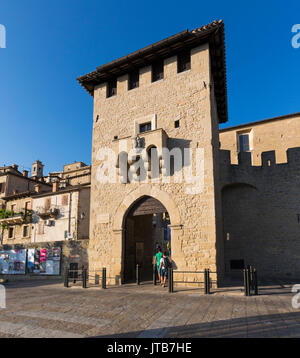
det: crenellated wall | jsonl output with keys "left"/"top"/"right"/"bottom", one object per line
{"left": 219, "top": 147, "right": 300, "bottom": 279}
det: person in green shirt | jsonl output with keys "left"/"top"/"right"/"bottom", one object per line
{"left": 154, "top": 246, "right": 163, "bottom": 283}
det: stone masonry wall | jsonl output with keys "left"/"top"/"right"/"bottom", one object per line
{"left": 220, "top": 147, "right": 300, "bottom": 280}
{"left": 89, "top": 43, "right": 222, "bottom": 284}
{"left": 220, "top": 113, "right": 300, "bottom": 165}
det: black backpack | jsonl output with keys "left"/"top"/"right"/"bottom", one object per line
{"left": 163, "top": 256, "right": 172, "bottom": 269}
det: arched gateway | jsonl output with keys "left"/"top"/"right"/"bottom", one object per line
{"left": 112, "top": 186, "right": 182, "bottom": 283}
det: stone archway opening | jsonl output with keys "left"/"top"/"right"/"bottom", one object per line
{"left": 123, "top": 195, "right": 171, "bottom": 283}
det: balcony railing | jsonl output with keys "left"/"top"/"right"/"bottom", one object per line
{"left": 0, "top": 209, "right": 32, "bottom": 226}
{"left": 35, "top": 206, "right": 59, "bottom": 219}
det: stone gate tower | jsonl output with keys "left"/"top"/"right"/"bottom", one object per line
{"left": 78, "top": 20, "right": 228, "bottom": 285}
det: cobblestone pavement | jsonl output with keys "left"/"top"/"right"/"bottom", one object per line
{"left": 0, "top": 280, "right": 300, "bottom": 338}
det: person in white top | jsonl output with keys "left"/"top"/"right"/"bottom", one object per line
{"left": 159, "top": 251, "right": 170, "bottom": 287}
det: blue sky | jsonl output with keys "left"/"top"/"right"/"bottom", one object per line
{"left": 0, "top": 0, "right": 299, "bottom": 174}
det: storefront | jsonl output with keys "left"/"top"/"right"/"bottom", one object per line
{"left": 0, "top": 247, "right": 61, "bottom": 276}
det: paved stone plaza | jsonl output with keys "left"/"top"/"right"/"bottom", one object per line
{"left": 0, "top": 280, "right": 300, "bottom": 338}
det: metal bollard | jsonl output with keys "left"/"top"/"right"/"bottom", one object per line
{"left": 153, "top": 265, "right": 157, "bottom": 286}
{"left": 168, "top": 268, "right": 173, "bottom": 293}
{"left": 244, "top": 269, "right": 249, "bottom": 296}
{"left": 249, "top": 266, "right": 255, "bottom": 291}
{"left": 207, "top": 269, "right": 211, "bottom": 294}
{"left": 204, "top": 269, "right": 208, "bottom": 294}
{"left": 82, "top": 269, "right": 87, "bottom": 288}
{"left": 254, "top": 269, "right": 258, "bottom": 295}
{"left": 136, "top": 264, "right": 140, "bottom": 285}
{"left": 102, "top": 267, "right": 106, "bottom": 289}
{"left": 64, "top": 269, "right": 69, "bottom": 288}
{"left": 244, "top": 268, "right": 251, "bottom": 296}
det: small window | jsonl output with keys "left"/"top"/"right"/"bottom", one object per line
{"left": 177, "top": 51, "right": 191, "bottom": 73}
{"left": 107, "top": 79, "right": 117, "bottom": 98}
{"left": 152, "top": 60, "right": 164, "bottom": 82}
{"left": 128, "top": 70, "right": 139, "bottom": 90}
{"left": 11, "top": 204, "right": 16, "bottom": 213}
{"left": 45, "top": 198, "right": 51, "bottom": 210}
{"left": 0, "top": 182, "right": 5, "bottom": 193}
{"left": 139, "top": 122, "right": 151, "bottom": 133}
{"left": 38, "top": 222, "right": 44, "bottom": 235}
{"left": 25, "top": 201, "right": 31, "bottom": 211}
{"left": 8, "top": 227, "right": 14, "bottom": 239}
{"left": 174, "top": 120, "right": 180, "bottom": 128}
{"left": 23, "top": 226, "right": 29, "bottom": 237}
{"left": 62, "top": 195, "right": 69, "bottom": 206}
{"left": 230, "top": 260, "right": 244, "bottom": 270}
{"left": 239, "top": 134, "right": 250, "bottom": 152}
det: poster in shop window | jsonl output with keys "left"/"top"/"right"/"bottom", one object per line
{"left": 27, "top": 247, "right": 61, "bottom": 275}
{"left": 0, "top": 249, "right": 26, "bottom": 275}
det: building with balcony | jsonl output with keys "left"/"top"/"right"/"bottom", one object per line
{"left": 0, "top": 161, "right": 91, "bottom": 278}
{"left": 0, "top": 191, "right": 33, "bottom": 245}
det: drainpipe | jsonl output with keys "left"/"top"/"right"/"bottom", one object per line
{"left": 68, "top": 192, "right": 72, "bottom": 238}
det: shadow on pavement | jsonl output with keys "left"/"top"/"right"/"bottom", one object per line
{"left": 92, "top": 310, "right": 300, "bottom": 338}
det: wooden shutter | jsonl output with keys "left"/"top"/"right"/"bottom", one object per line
{"left": 62, "top": 195, "right": 68, "bottom": 206}
{"left": 45, "top": 198, "right": 51, "bottom": 210}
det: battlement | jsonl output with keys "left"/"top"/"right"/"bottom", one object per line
{"left": 219, "top": 146, "right": 300, "bottom": 189}
{"left": 220, "top": 147, "right": 300, "bottom": 168}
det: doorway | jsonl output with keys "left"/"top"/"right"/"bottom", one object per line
{"left": 123, "top": 196, "right": 171, "bottom": 282}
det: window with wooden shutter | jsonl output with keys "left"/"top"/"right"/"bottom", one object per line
{"left": 45, "top": 198, "right": 51, "bottom": 210}
{"left": 62, "top": 195, "right": 68, "bottom": 206}
{"left": 38, "top": 222, "right": 44, "bottom": 235}
{"left": 1, "top": 182, "right": 5, "bottom": 193}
